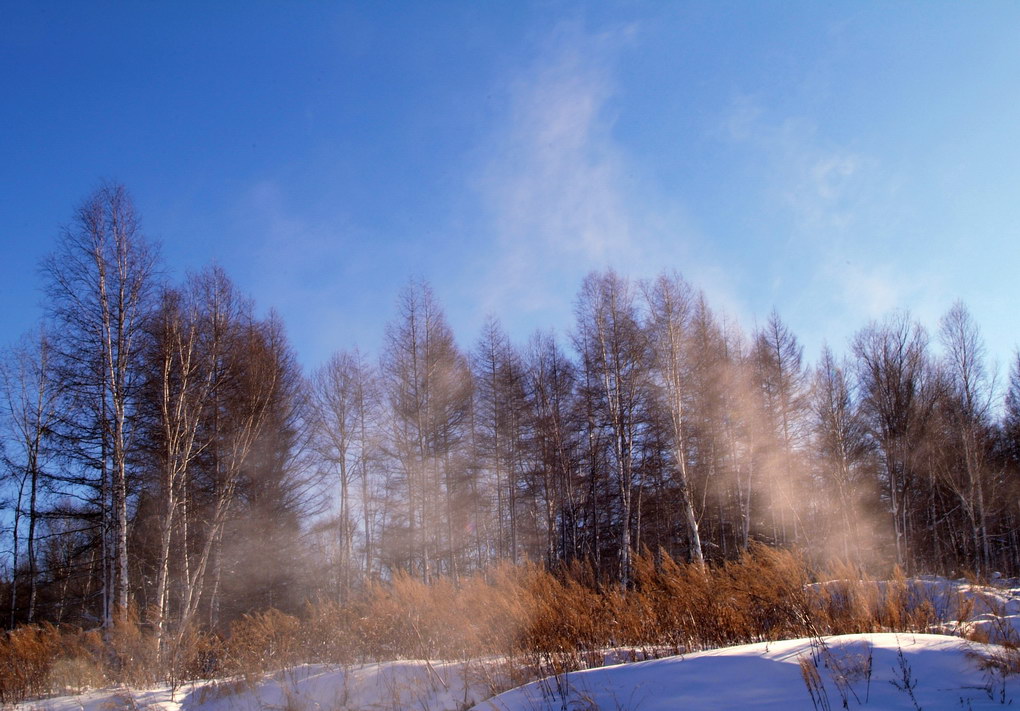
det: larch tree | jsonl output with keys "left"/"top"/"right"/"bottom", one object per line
{"left": 473, "top": 319, "right": 512, "bottom": 562}
{"left": 852, "top": 312, "right": 936, "bottom": 568}
{"left": 382, "top": 280, "right": 471, "bottom": 582}
{"left": 574, "top": 271, "right": 649, "bottom": 584}
{"left": 1004, "top": 354, "right": 1020, "bottom": 472}
{"left": 473, "top": 319, "right": 531, "bottom": 564}
{"left": 215, "top": 311, "right": 310, "bottom": 621}
{"left": 812, "top": 346, "right": 873, "bottom": 565}
{"left": 751, "top": 310, "right": 810, "bottom": 545}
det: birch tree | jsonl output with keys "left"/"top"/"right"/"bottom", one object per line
{"left": 173, "top": 275, "right": 280, "bottom": 634}
{"left": 937, "top": 302, "right": 996, "bottom": 572}
{"left": 142, "top": 275, "right": 223, "bottom": 651}
{"left": 311, "top": 348, "right": 376, "bottom": 600}
{"left": 43, "top": 183, "right": 158, "bottom": 624}
{"left": 643, "top": 272, "right": 703, "bottom": 564}
{"left": 575, "top": 271, "right": 648, "bottom": 583}
{"left": 0, "top": 330, "right": 60, "bottom": 623}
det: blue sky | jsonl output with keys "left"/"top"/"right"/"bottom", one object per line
{"left": 2, "top": 2, "right": 1018, "bottom": 373}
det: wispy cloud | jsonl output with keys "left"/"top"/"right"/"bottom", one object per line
{"left": 477, "top": 24, "right": 632, "bottom": 303}
{"left": 716, "top": 96, "right": 948, "bottom": 350}
{"left": 471, "top": 22, "right": 706, "bottom": 323}
{"left": 236, "top": 181, "right": 355, "bottom": 299}
{"left": 466, "top": 20, "right": 758, "bottom": 341}
{"left": 721, "top": 100, "right": 874, "bottom": 234}
{"left": 231, "top": 181, "right": 389, "bottom": 365}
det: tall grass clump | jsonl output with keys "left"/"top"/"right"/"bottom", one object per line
{"left": 0, "top": 545, "right": 998, "bottom": 704}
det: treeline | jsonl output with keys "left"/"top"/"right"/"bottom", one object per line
{"left": 2, "top": 183, "right": 1020, "bottom": 638}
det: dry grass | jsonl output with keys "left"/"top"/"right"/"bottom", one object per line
{"left": 222, "top": 609, "right": 302, "bottom": 684}
{"left": 0, "top": 624, "right": 66, "bottom": 704}
{"left": 0, "top": 545, "right": 998, "bottom": 705}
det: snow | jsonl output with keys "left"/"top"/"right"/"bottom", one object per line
{"left": 813, "top": 575, "right": 1020, "bottom": 643}
{"left": 21, "top": 634, "right": 1018, "bottom": 711}
{"left": 184, "top": 660, "right": 496, "bottom": 711}
{"left": 23, "top": 661, "right": 499, "bottom": 711}
{"left": 920, "top": 576, "right": 1020, "bottom": 642}
{"left": 473, "top": 633, "right": 1016, "bottom": 710}
{"left": 20, "top": 576, "right": 1020, "bottom": 711}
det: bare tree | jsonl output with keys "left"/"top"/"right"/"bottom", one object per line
{"left": 682, "top": 296, "right": 736, "bottom": 554}
{"left": 212, "top": 310, "right": 312, "bottom": 621}
{"left": 311, "top": 348, "right": 376, "bottom": 600}
{"left": 574, "top": 271, "right": 648, "bottom": 584}
{"left": 1005, "top": 354, "right": 1020, "bottom": 471}
{"left": 43, "top": 183, "right": 158, "bottom": 624}
{"left": 643, "top": 272, "right": 703, "bottom": 564}
{"left": 0, "top": 330, "right": 60, "bottom": 623}
{"left": 936, "top": 302, "right": 996, "bottom": 572}
{"left": 751, "top": 310, "right": 810, "bottom": 545}
{"left": 473, "top": 319, "right": 510, "bottom": 562}
{"left": 852, "top": 312, "right": 936, "bottom": 568}
{"left": 172, "top": 275, "right": 281, "bottom": 634}
{"left": 141, "top": 275, "right": 226, "bottom": 651}
{"left": 1002, "top": 355, "right": 1020, "bottom": 571}
{"left": 382, "top": 281, "right": 471, "bottom": 581}
{"left": 812, "top": 346, "right": 873, "bottom": 564}
{"left": 473, "top": 319, "right": 530, "bottom": 563}
{"left": 524, "top": 331, "right": 579, "bottom": 566}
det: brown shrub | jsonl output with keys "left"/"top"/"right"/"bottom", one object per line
{"left": 223, "top": 609, "right": 302, "bottom": 684}
{"left": 3, "top": 545, "right": 997, "bottom": 703}
{"left": 302, "top": 598, "right": 361, "bottom": 666}
{"left": 0, "top": 623, "right": 64, "bottom": 704}
{"left": 104, "top": 608, "right": 159, "bottom": 687}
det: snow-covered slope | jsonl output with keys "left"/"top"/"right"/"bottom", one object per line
{"left": 916, "top": 576, "right": 1020, "bottom": 642}
{"left": 22, "top": 660, "right": 496, "bottom": 711}
{"left": 473, "top": 634, "right": 1016, "bottom": 710}
{"left": 20, "top": 575, "right": 1020, "bottom": 711}
{"left": 20, "top": 634, "right": 1018, "bottom": 711}
{"left": 812, "top": 575, "right": 1020, "bottom": 642}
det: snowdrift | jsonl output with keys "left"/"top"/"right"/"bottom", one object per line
{"left": 17, "top": 633, "right": 1019, "bottom": 711}
{"left": 18, "top": 575, "right": 1020, "bottom": 711}
{"left": 474, "top": 633, "right": 1016, "bottom": 710}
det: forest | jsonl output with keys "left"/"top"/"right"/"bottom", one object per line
{"left": 3, "top": 181, "right": 1020, "bottom": 646}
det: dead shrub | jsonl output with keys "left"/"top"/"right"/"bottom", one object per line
{"left": 224, "top": 608, "right": 302, "bottom": 684}
{"left": 163, "top": 624, "right": 225, "bottom": 693}
{"left": 0, "top": 623, "right": 64, "bottom": 704}
{"left": 4, "top": 544, "right": 1006, "bottom": 704}
{"left": 104, "top": 608, "right": 158, "bottom": 687}
{"left": 46, "top": 655, "right": 106, "bottom": 696}
{"left": 302, "top": 598, "right": 361, "bottom": 666}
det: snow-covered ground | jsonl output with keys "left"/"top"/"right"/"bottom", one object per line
{"left": 813, "top": 575, "right": 1020, "bottom": 643}
{"left": 17, "top": 576, "right": 1020, "bottom": 711}
{"left": 18, "top": 634, "right": 1018, "bottom": 711}
{"left": 914, "top": 575, "right": 1020, "bottom": 642}
{"left": 19, "top": 660, "right": 498, "bottom": 711}
{"left": 475, "top": 633, "right": 1016, "bottom": 710}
